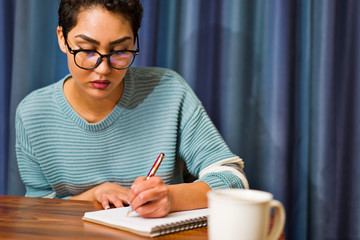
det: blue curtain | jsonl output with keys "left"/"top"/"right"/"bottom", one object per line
{"left": 1, "top": 0, "right": 360, "bottom": 239}
{"left": 0, "top": 0, "right": 15, "bottom": 197}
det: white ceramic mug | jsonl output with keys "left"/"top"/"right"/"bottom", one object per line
{"left": 207, "top": 189, "right": 285, "bottom": 240}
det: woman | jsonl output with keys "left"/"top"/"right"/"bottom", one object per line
{"left": 15, "top": 0, "right": 248, "bottom": 218}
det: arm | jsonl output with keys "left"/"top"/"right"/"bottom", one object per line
{"left": 127, "top": 97, "right": 248, "bottom": 218}
{"left": 127, "top": 177, "right": 210, "bottom": 218}
{"left": 168, "top": 181, "right": 211, "bottom": 211}
{"left": 17, "top": 139, "right": 130, "bottom": 205}
{"left": 16, "top": 145, "right": 56, "bottom": 198}
{"left": 178, "top": 105, "right": 248, "bottom": 190}
{"left": 15, "top": 114, "right": 55, "bottom": 198}
{"left": 16, "top": 112, "right": 129, "bottom": 204}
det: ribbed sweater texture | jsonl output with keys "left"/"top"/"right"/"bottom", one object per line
{"left": 16, "top": 67, "right": 245, "bottom": 198}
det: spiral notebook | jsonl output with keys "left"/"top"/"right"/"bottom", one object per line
{"left": 82, "top": 207, "right": 208, "bottom": 237}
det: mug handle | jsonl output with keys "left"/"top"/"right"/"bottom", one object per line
{"left": 267, "top": 200, "right": 286, "bottom": 240}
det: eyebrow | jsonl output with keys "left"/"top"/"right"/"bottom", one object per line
{"left": 74, "top": 34, "right": 132, "bottom": 46}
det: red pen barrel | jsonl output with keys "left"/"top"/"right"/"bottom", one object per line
{"left": 146, "top": 153, "right": 165, "bottom": 179}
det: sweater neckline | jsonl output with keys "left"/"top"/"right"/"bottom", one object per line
{"left": 55, "top": 74, "right": 134, "bottom": 131}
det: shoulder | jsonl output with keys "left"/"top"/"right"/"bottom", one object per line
{"left": 16, "top": 77, "right": 66, "bottom": 121}
{"left": 127, "top": 67, "right": 182, "bottom": 79}
{"left": 127, "top": 67, "right": 188, "bottom": 88}
{"left": 126, "top": 67, "right": 198, "bottom": 102}
{"left": 125, "top": 67, "right": 203, "bottom": 124}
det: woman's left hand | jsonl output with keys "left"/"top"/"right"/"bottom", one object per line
{"left": 127, "top": 176, "right": 171, "bottom": 218}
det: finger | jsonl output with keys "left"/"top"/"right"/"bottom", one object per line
{"left": 97, "top": 193, "right": 125, "bottom": 209}
{"left": 127, "top": 177, "right": 147, "bottom": 203}
{"left": 131, "top": 184, "right": 169, "bottom": 211}
{"left": 100, "top": 200, "right": 110, "bottom": 210}
{"left": 108, "top": 196, "right": 125, "bottom": 208}
{"left": 131, "top": 177, "right": 163, "bottom": 195}
{"left": 136, "top": 197, "right": 170, "bottom": 218}
{"left": 128, "top": 177, "right": 165, "bottom": 209}
{"left": 96, "top": 193, "right": 110, "bottom": 208}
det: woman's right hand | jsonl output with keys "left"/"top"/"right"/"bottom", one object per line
{"left": 93, "top": 182, "right": 130, "bottom": 209}
{"left": 70, "top": 182, "right": 130, "bottom": 209}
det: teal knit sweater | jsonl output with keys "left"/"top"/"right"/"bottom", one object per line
{"left": 16, "top": 67, "right": 248, "bottom": 198}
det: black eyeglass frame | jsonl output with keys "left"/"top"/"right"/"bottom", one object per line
{"left": 64, "top": 34, "right": 140, "bottom": 70}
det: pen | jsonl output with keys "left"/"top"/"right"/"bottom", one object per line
{"left": 127, "top": 153, "right": 165, "bottom": 216}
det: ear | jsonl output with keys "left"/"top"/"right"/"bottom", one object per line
{"left": 57, "top": 26, "right": 67, "bottom": 54}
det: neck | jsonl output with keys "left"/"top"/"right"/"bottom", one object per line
{"left": 63, "top": 78, "right": 124, "bottom": 123}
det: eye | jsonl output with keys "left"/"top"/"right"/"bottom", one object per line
{"left": 87, "top": 51, "right": 96, "bottom": 57}
{"left": 113, "top": 51, "right": 132, "bottom": 57}
{"left": 76, "top": 50, "right": 99, "bottom": 62}
{"left": 79, "top": 50, "right": 97, "bottom": 58}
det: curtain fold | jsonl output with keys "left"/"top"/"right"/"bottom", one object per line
{"left": 6, "top": 0, "right": 68, "bottom": 196}
{"left": 0, "top": 0, "right": 15, "bottom": 196}
{"left": 292, "top": 1, "right": 311, "bottom": 239}
{"left": 1, "top": 0, "right": 360, "bottom": 239}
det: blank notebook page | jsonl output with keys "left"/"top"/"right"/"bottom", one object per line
{"left": 82, "top": 206, "right": 209, "bottom": 237}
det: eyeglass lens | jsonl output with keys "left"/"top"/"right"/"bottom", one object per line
{"left": 75, "top": 50, "right": 134, "bottom": 69}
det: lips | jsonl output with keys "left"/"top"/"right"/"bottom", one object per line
{"left": 90, "top": 80, "right": 111, "bottom": 89}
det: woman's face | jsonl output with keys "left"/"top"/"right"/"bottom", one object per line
{"left": 57, "top": 6, "right": 135, "bottom": 101}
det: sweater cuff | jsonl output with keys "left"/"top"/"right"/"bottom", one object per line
{"left": 197, "top": 171, "right": 245, "bottom": 190}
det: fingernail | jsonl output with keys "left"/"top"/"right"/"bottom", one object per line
{"left": 105, "top": 205, "right": 110, "bottom": 210}
{"left": 126, "top": 206, "right": 133, "bottom": 217}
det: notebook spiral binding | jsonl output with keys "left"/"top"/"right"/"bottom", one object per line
{"left": 153, "top": 216, "right": 208, "bottom": 236}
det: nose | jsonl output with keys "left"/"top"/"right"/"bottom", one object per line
{"left": 94, "top": 57, "right": 112, "bottom": 75}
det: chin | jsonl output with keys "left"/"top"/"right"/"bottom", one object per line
{"left": 87, "top": 89, "right": 111, "bottom": 99}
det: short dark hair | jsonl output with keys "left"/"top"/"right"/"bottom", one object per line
{"left": 58, "top": 0, "right": 143, "bottom": 39}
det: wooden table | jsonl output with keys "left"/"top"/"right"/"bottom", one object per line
{"left": 0, "top": 195, "right": 285, "bottom": 239}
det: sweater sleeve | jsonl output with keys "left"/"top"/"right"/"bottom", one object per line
{"left": 15, "top": 108, "right": 56, "bottom": 198}
{"left": 178, "top": 103, "right": 249, "bottom": 190}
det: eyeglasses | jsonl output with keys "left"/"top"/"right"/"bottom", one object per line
{"left": 64, "top": 35, "right": 140, "bottom": 70}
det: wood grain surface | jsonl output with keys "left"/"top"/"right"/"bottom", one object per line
{"left": 0, "top": 195, "right": 285, "bottom": 240}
